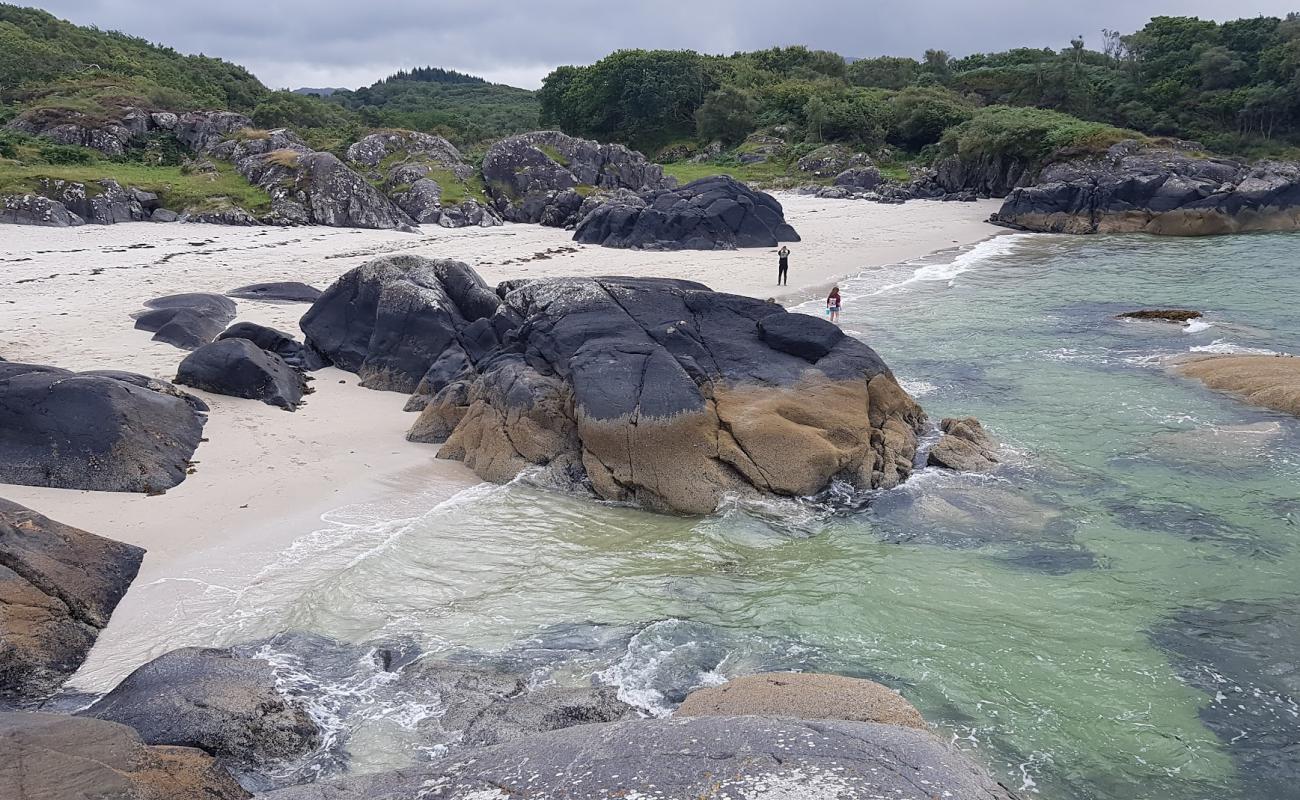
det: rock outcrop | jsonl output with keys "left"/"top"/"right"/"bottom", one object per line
{"left": 0, "top": 500, "right": 144, "bottom": 702}
{"left": 81, "top": 647, "right": 320, "bottom": 769}
{"left": 1175, "top": 354, "right": 1300, "bottom": 417}
{"left": 482, "top": 130, "right": 667, "bottom": 227}
{"left": 677, "top": 672, "right": 927, "bottom": 729}
{"left": 132, "top": 292, "right": 238, "bottom": 350}
{"left": 1119, "top": 309, "right": 1204, "bottom": 323}
{"left": 0, "top": 712, "right": 250, "bottom": 800}
{"left": 0, "top": 362, "right": 207, "bottom": 492}
{"left": 347, "top": 130, "right": 502, "bottom": 228}
{"left": 175, "top": 338, "right": 309, "bottom": 410}
{"left": 420, "top": 273, "right": 923, "bottom": 514}
{"left": 573, "top": 175, "right": 801, "bottom": 250}
{"left": 261, "top": 716, "right": 1017, "bottom": 800}
{"left": 300, "top": 255, "right": 501, "bottom": 394}
{"left": 927, "top": 416, "right": 1000, "bottom": 472}
{"left": 993, "top": 141, "right": 1300, "bottom": 235}
{"left": 217, "top": 322, "right": 326, "bottom": 371}
{"left": 1, "top": 194, "right": 84, "bottom": 226}
{"left": 797, "top": 143, "right": 873, "bottom": 177}
{"left": 236, "top": 144, "right": 416, "bottom": 230}
{"left": 226, "top": 282, "right": 322, "bottom": 304}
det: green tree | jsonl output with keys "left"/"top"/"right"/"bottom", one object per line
{"left": 694, "top": 86, "right": 758, "bottom": 144}
{"left": 846, "top": 56, "right": 920, "bottom": 89}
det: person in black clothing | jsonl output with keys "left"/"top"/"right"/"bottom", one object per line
{"left": 777, "top": 246, "right": 790, "bottom": 285}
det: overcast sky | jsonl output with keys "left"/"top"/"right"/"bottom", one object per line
{"left": 31, "top": 1, "right": 1300, "bottom": 90}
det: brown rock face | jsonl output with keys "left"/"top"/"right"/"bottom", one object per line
{"left": 0, "top": 712, "right": 250, "bottom": 800}
{"left": 1119, "top": 309, "right": 1203, "bottom": 323}
{"left": 1176, "top": 355, "right": 1300, "bottom": 417}
{"left": 0, "top": 499, "right": 144, "bottom": 702}
{"left": 676, "top": 672, "right": 927, "bottom": 729}
{"left": 927, "top": 417, "right": 1000, "bottom": 473}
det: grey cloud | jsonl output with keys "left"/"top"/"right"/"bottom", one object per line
{"left": 32, "top": 0, "right": 1300, "bottom": 89}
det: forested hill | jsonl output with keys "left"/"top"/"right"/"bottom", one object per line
{"left": 539, "top": 14, "right": 1300, "bottom": 159}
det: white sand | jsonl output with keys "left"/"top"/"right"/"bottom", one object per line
{"left": 0, "top": 196, "right": 1001, "bottom": 685}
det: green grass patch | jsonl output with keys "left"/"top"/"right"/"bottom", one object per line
{"left": 0, "top": 158, "right": 272, "bottom": 214}
{"left": 662, "top": 158, "right": 803, "bottom": 187}
{"left": 537, "top": 143, "right": 568, "bottom": 166}
{"left": 427, "top": 167, "right": 488, "bottom": 204}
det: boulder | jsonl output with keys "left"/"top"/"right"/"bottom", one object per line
{"left": 346, "top": 130, "right": 467, "bottom": 172}
{"left": 1118, "top": 309, "right": 1203, "bottom": 323}
{"left": 150, "top": 208, "right": 179, "bottom": 223}
{"left": 81, "top": 647, "right": 320, "bottom": 769}
{"left": 676, "top": 672, "right": 927, "bottom": 729}
{"left": 237, "top": 150, "right": 415, "bottom": 230}
{"left": 482, "top": 130, "right": 666, "bottom": 226}
{"left": 994, "top": 142, "right": 1300, "bottom": 234}
{"left": 0, "top": 712, "right": 250, "bottom": 800}
{"left": 420, "top": 274, "right": 924, "bottom": 514}
{"left": 217, "top": 322, "right": 325, "bottom": 371}
{"left": 183, "top": 205, "right": 259, "bottom": 225}
{"left": 0, "top": 363, "right": 206, "bottom": 492}
{"left": 0, "top": 499, "right": 144, "bottom": 702}
{"left": 834, "top": 165, "right": 884, "bottom": 191}
{"left": 300, "top": 255, "right": 501, "bottom": 393}
{"left": 1175, "top": 354, "right": 1300, "bottom": 417}
{"left": 260, "top": 716, "right": 1017, "bottom": 800}
{"left": 226, "top": 281, "right": 322, "bottom": 304}
{"left": 797, "top": 143, "right": 872, "bottom": 177}
{"left": 927, "top": 416, "right": 1000, "bottom": 472}
{"left": 132, "top": 292, "right": 238, "bottom": 350}
{"left": 346, "top": 130, "right": 502, "bottom": 229}
{"left": 736, "top": 132, "right": 787, "bottom": 164}
{"left": 175, "top": 339, "right": 309, "bottom": 410}
{"left": 573, "top": 175, "right": 801, "bottom": 250}
{"left": 0, "top": 194, "right": 84, "bottom": 227}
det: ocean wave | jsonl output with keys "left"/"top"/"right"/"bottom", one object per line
{"left": 1183, "top": 319, "right": 1214, "bottom": 333}
{"left": 1189, "top": 339, "right": 1282, "bottom": 356}
{"left": 864, "top": 234, "right": 1030, "bottom": 296}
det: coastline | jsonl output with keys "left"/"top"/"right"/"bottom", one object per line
{"left": 0, "top": 196, "right": 1003, "bottom": 688}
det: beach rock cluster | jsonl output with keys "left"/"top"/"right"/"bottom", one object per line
{"left": 993, "top": 140, "right": 1300, "bottom": 235}
{"left": 132, "top": 292, "right": 238, "bottom": 350}
{"left": 573, "top": 175, "right": 801, "bottom": 250}
{"left": 0, "top": 178, "right": 175, "bottom": 227}
{"left": 0, "top": 361, "right": 207, "bottom": 493}
{"left": 482, "top": 130, "right": 668, "bottom": 227}
{"left": 347, "top": 130, "right": 502, "bottom": 228}
{"left": 302, "top": 255, "right": 928, "bottom": 514}
{"left": 0, "top": 499, "right": 143, "bottom": 702}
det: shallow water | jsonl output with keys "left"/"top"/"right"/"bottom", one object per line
{"left": 74, "top": 231, "right": 1300, "bottom": 798}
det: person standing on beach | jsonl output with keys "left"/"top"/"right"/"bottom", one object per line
{"left": 826, "top": 286, "right": 842, "bottom": 323}
{"left": 777, "top": 246, "right": 790, "bottom": 286}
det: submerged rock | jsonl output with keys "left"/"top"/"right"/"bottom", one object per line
{"left": 0, "top": 499, "right": 144, "bottom": 703}
{"left": 677, "top": 672, "right": 926, "bottom": 729}
{"left": 176, "top": 338, "right": 309, "bottom": 410}
{"left": 573, "top": 175, "right": 801, "bottom": 250}
{"left": 927, "top": 416, "right": 1000, "bottom": 472}
{"left": 0, "top": 712, "right": 250, "bottom": 800}
{"left": 0, "top": 362, "right": 206, "bottom": 492}
{"left": 1119, "top": 309, "right": 1203, "bottom": 323}
{"left": 1175, "top": 354, "right": 1300, "bottom": 417}
{"left": 226, "top": 282, "right": 322, "bottom": 304}
{"left": 81, "top": 647, "right": 320, "bottom": 769}
{"left": 261, "top": 716, "right": 1017, "bottom": 800}
{"left": 994, "top": 141, "right": 1300, "bottom": 235}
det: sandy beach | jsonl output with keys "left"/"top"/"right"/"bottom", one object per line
{"left": 0, "top": 196, "right": 1001, "bottom": 687}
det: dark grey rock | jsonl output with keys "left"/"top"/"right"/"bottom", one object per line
{"left": 174, "top": 110, "right": 256, "bottom": 153}
{"left": 261, "top": 716, "right": 1018, "bottom": 800}
{"left": 80, "top": 647, "right": 319, "bottom": 769}
{"left": 217, "top": 321, "right": 325, "bottom": 371}
{"left": 0, "top": 363, "right": 206, "bottom": 492}
{"left": 0, "top": 499, "right": 144, "bottom": 702}
{"left": 797, "top": 143, "right": 872, "bottom": 177}
{"left": 834, "top": 165, "right": 884, "bottom": 191}
{"left": 346, "top": 130, "right": 466, "bottom": 171}
{"left": 758, "top": 312, "right": 845, "bottom": 361}
{"left": 5, "top": 113, "right": 135, "bottom": 158}
{"left": 0, "top": 194, "right": 83, "bottom": 227}
{"left": 33, "top": 178, "right": 149, "bottom": 225}
{"left": 573, "top": 175, "right": 801, "bottom": 250}
{"left": 300, "top": 255, "right": 501, "bottom": 393}
{"left": 150, "top": 208, "right": 179, "bottom": 223}
{"left": 133, "top": 292, "right": 237, "bottom": 350}
{"left": 226, "top": 282, "right": 322, "bottom": 304}
{"left": 175, "top": 339, "right": 308, "bottom": 410}
{"left": 0, "top": 712, "right": 250, "bottom": 800}
{"left": 237, "top": 150, "right": 415, "bottom": 230}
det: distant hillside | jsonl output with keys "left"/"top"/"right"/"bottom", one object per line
{"left": 292, "top": 87, "right": 346, "bottom": 97}
{"left": 0, "top": 4, "right": 268, "bottom": 112}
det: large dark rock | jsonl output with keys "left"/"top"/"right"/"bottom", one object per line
{"left": 133, "top": 292, "right": 238, "bottom": 350}
{"left": 217, "top": 322, "right": 326, "bottom": 371}
{"left": 414, "top": 273, "right": 924, "bottom": 514}
{"left": 482, "top": 130, "right": 667, "bottom": 226}
{"left": 262, "top": 716, "right": 1017, "bottom": 800}
{"left": 226, "top": 282, "right": 322, "bottom": 304}
{"left": 573, "top": 175, "right": 800, "bottom": 250}
{"left": 300, "top": 255, "right": 501, "bottom": 393}
{"left": 0, "top": 499, "right": 143, "bottom": 702}
{"left": 0, "top": 712, "right": 250, "bottom": 799}
{"left": 0, "top": 194, "right": 84, "bottom": 226}
{"left": 237, "top": 149, "right": 415, "bottom": 230}
{"left": 994, "top": 141, "right": 1300, "bottom": 235}
{"left": 81, "top": 647, "right": 320, "bottom": 769}
{"left": 175, "top": 338, "right": 309, "bottom": 410}
{"left": 347, "top": 130, "right": 503, "bottom": 229}
{"left": 0, "top": 363, "right": 206, "bottom": 492}
{"left": 33, "top": 178, "right": 151, "bottom": 224}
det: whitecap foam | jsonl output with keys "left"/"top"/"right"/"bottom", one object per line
{"left": 864, "top": 234, "right": 1031, "bottom": 296}
{"left": 898, "top": 378, "right": 940, "bottom": 398}
{"left": 1189, "top": 339, "right": 1282, "bottom": 356}
{"left": 1183, "top": 319, "right": 1213, "bottom": 333}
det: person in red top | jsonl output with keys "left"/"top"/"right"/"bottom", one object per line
{"left": 826, "top": 286, "right": 842, "bottom": 324}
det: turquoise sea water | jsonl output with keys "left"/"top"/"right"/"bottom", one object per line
{"left": 89, "top": 231, "right": 1300, "bottom": 797}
